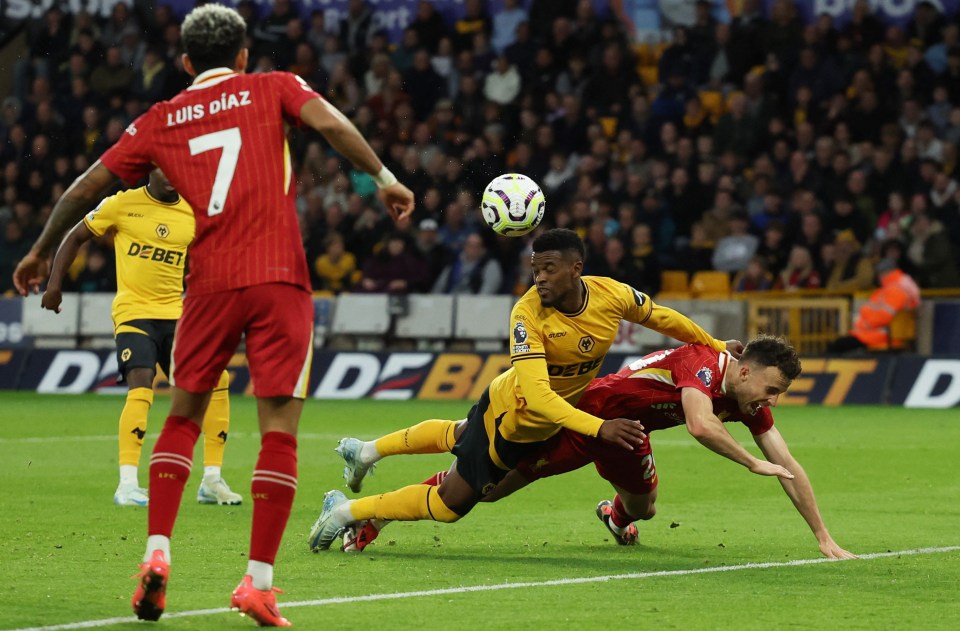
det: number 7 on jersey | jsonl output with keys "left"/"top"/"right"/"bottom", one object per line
{"left": 188, "top": 127, "right": 242, "bottom": 216}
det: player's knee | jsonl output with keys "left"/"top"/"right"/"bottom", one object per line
{"left": 637, "top": 503, "right": 656, "bottom": 521}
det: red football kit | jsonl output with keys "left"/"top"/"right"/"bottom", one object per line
{"left": 516, "top": 344, "right": 774, "bottom": 493}
{"left": 101, "top": 70, "right": 320, "bottom": 396}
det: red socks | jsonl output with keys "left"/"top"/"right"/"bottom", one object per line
{"left": 611, "top": 495, "right": 637, "bottom": 528}
{"left": 421, "top": 470, "right": 448, "bottom": 486}
{"left": 249, "top": 432, "right": 298, "bottom": 565}
{"left": 148, "top": 416, "right": 202, "bottom": 537}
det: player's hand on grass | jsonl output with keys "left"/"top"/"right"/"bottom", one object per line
{"left": 379, "top": 182, "right": 415, "bottom": 222}
{"left": 724, "top": 339, "right": 744, "bottom": 359}
{"left": 819, "top": 539, "right": 858, "bottom": 559}
{"left": 41, "top": 287, "right": 63, "bottom": 313}
{"left": 748, "top": 459, "right": 794, "bottom": 479}
{"left": 598, "top": 418, "right": 646, "bottom": 451}
{"left": 12, "top": 251, "right": 49, "bottom": 296}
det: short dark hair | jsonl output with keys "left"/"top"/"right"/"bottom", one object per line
{"left": 741, "top": 335, "right": 802, "bottom": 381}
{"left": 181, "top": 5, "right": 247, "bottom": 73}
{"left": 532, "top": 228, "right": 585, "bottom": 260}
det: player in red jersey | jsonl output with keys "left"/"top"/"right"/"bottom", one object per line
{"left": 339, "top": 336, "right": 856, "bottom": 560}
{"left": 13, "top": 4, "right": 414, "bottom": 626}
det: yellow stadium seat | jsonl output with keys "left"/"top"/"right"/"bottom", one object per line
{"left": 889, "top": 310, "right": 917, "bottom": 350}
{"left": 661, "top": 270, "right": 689, "bottom": 293}
{"left": 690, "top": 271, "right": 731, "bottom": 298}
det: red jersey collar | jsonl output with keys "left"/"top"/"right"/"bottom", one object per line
{"left": 718, "top": 351, "right": 731, "bottom": 395}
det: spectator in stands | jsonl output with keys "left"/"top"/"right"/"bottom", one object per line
{"left": 712, "top": 209, "right": 759, "bottom": 274}
{"left": 907, "top": 213, "right": 960, "bottom": 288}
{"left": 132, "top": 48, "right": 170, "bottom": 105}
{"left": 492, "top": 0, "right": 528, "bottom": 54}
{"left": 70, "top": 246, "right": 116, "bottom": 293}
{"left": 775, "top": 244, "right": 822, "bottom": 290}
{"left": 824, "top": 230, "right": 874, "bottom": 292}
{"left": 413, "top": 218, "right": 449, "bottom": 285}
{"left": 405, "top": 49, "right": 447, "bottom": 121}
{"left": 314, "top": 232, "right": 359, "bottom": 294}
{"left": 827, "top": 256, "right": 921, "bottom": 354}
{"left": 432, "top": 232, "right": 502, "bottom": 295}
{"left": 627, "top": 223, "right": 661, "bottom": 295}
{"left": 358, "top": 233, "right": 430, "bottom": 294}
{"left": 89, "top": 46, "right": 134, "bottom": 101}
{"left": 733, "top": 256, "right": 774, "bottom": 292}
{"left": 484, "top": 55, "right": 521, "bottom": 106}
{"left": 713, "top": 93, "right": 758, "bottom": 160}
{"left": 453, "top": 0, "right": 491, "bottom": 52}
{"left": 339, "top": 0, "right": 373, "bottom": 59}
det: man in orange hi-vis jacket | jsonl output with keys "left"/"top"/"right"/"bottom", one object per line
{"left": 828, "top": 257, "right": 921, "bottom": 354}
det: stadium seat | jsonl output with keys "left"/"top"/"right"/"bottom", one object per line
{"left": 330, "top": 293, "right": 391, "bottom": 335}
{"left": 690, "top": 271, "right": 731, "bottom": 298}
{"left": 661, "top": 271, "right": 689, "bottom": 293}
{"left": 454, "top": 295, "right": 515, "bottom": 341}
{"left": 395, "top": 295, "right": 454, "bottom": 339}
{"left": 889, "top": 310, "right": 917, "bottom": 350}
{"left": 21, "top": 292, "right": 80, "bottom": 337}
{"left": 78, "top": 293, "right": 115, "bottom": 337}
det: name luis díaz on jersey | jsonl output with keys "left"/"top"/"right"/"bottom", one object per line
{"left": 161, "top": 91, "right": 253, "bottom": 127}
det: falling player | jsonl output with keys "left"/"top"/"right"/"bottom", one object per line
{"left": 308, "top": 229, "right": 791, "bottom": 551}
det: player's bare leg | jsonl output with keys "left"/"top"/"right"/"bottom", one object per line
{"left": 229, "top": 396, "right": 301, "bottom": 627}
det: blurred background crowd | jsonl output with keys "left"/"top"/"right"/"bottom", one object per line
{"left": 2, "top": 0, "right": 960, "bottom": 299}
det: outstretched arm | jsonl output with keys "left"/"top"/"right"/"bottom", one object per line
{"left": 681, "top": 388, "right": 794, "bottom": 479}
{"left": 41, "top": 221, "right": 96, "bottom": 313}
{"left": 13, "top": 161, "right": 118, "bottom": 295}
{"left": 299, "top": 98, "right": 414, "bottom": 221}
{"left": 754, "top": 426, "right": 857, "bottom": 559}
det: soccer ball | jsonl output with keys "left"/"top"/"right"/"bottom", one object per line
{"left": 480, "top": 173, "right": 546, "bottom": 237}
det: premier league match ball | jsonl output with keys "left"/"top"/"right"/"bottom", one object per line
{"left": 480, "top": 173, "right": 546, "bottom": 237}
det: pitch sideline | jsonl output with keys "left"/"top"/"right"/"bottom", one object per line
{"left": 7, "top": 546, "right": 958, "bottom": 631}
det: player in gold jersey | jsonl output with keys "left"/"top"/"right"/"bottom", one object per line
{"left": 309, "top": 229, "right": 742, "bottom": 551}
{"left": 41, "top": 169, "right": 241, "bottom": 507}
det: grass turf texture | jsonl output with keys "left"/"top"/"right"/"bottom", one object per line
{"left": 0, "top": 393, "right": 957, "bottom": 630}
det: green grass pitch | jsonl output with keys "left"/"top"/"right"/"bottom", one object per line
{"left": 0, "top": 392, "right": 958, "bottom": 630}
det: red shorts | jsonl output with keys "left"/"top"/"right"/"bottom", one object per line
{"left": 515, "top": 429, "right": 659, "bottom": 495}
{"left": 171, "top": 283, "right": 313, "bottom": 398}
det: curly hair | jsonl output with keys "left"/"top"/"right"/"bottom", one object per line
{"left": 531, "top": 228, "right": 585, "bottom": 261}
{"left": 181, "top": 4, "right": 247, "bottom": 73}
{"left": 741, "top": 335, "right": 802, "bottom": 381}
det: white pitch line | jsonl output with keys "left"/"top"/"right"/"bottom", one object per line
{"left": 6, "top": 546, "right": 958, "bottom": 631}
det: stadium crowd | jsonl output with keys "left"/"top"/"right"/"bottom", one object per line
{"left": 3, "top": 0, "right": 960, "bottom": 298}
